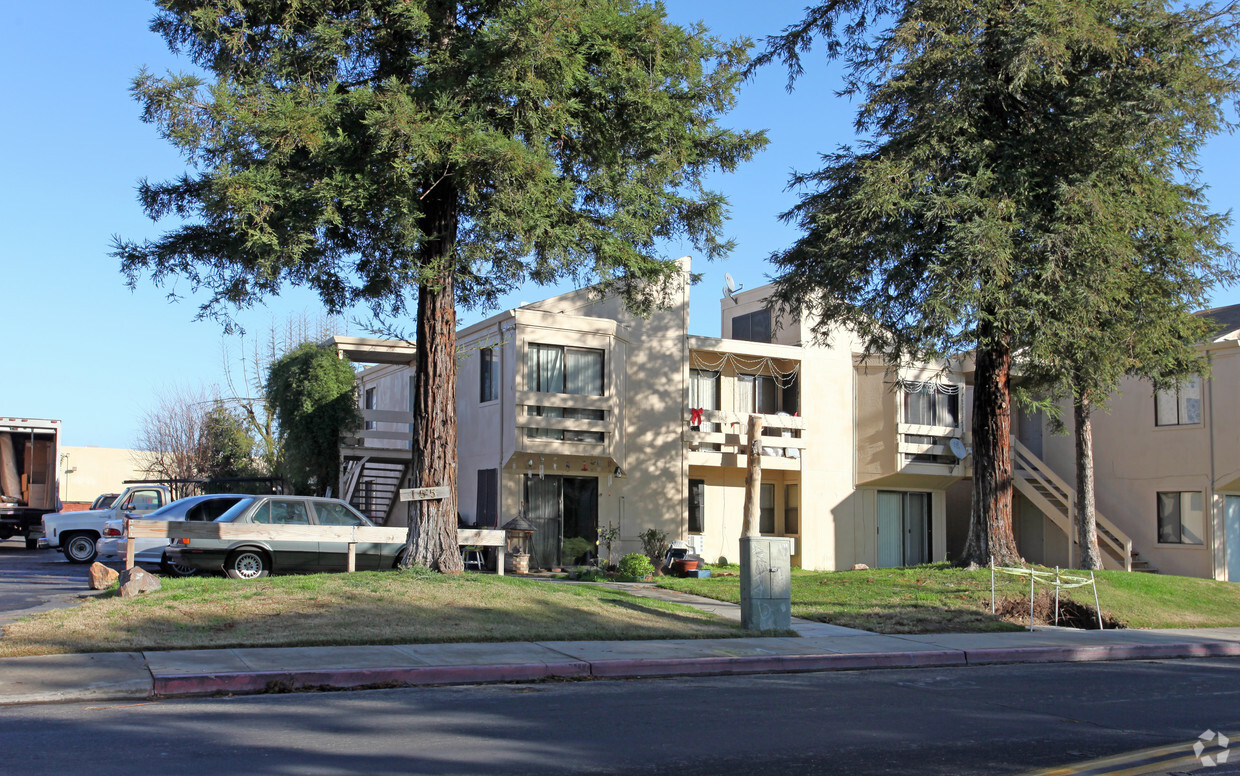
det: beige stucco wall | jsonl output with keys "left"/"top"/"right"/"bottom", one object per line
{"left": 58, "top": 446, "right": 156, "bottom": 504}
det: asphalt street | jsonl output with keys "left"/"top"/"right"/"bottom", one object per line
{"left": 0, "top": 538, "right": 107, "bottom": 628}
{"left": 2, "top": 657, "right": 1239, "bottom": 775}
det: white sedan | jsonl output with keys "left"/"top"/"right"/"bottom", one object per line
{"left": 95, "top": 494, "right": 250, "bottom": 576}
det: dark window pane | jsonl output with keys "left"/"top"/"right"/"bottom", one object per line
{"left": 1157, "top": 492, "right": 1181, "bottom": 543}
{"left": 688, "top": 479, "right": 705, "bottom": 534}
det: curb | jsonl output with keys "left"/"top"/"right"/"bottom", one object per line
{"left": 962, "top": 641, "right": 1240, "bottom": 666}
{"left": 152, "top": 660, "right": 592, "bottom": 698}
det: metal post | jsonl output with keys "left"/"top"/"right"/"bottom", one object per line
{"left": 1054, "top": 567, "right": 1060, "bottom": 626}
{"left": 990, "top": 558, "right": 996, "bottom": 615}
{"left": 1029, "top": 568, "right": 1036, "bottom": 632}
{"left": 1091, "top": 571, "right": 1104, "bottom": 630}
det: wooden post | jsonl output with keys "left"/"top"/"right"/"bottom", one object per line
{"left": 124, "top": 517, "right": 135, "bottom": 571}
{"left": 742, "top": 414, "right": 763, "bottom": 538}
{"left": 347, "top": 542, "right": 357, "bottom": 572}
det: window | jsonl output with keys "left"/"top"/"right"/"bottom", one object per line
{"left": 252, "top": 500, "right": 310, "bottom": 525}
{"left": 689, "top": 370, "right": 721, "bottom": 449}
{"left": 736, "top": 374, "right": 779, "bottom": 415}
{"left": 902, "top": 384, "right": 960, "bottom": 464}
{"left": 480, "top": 347, "right": 500, "bottom": 403}
{"left": 476, "top": 469, "right": 499, "bottom": 527}
{"left": 364, "top": 387, "right": 377, "bottom": 431}
{"left": 1155, "top": 378, "right": 1201, "bottom": 426}
{"left": 760, "top": 483, "right": 775, "bottom": 534}
{"left": 732, "top": 309, "right": 771, "bottom": 343}
{"left": 315, "top": 502, "right": 368, "bottom": 526}
{"left": 122, "top": 489, "right": 164, "bottom": 513}
{"left": 688, "top": 479, "right": 705, "bottom": 534}
{"left": 1157, "top": 491, "right": 1204, "bottom": 545}
{"left": 784, "top": 484, "right": 799, "bottom": 535}
{"left": 526, "top": 344, "right": 605, "bottom": 442}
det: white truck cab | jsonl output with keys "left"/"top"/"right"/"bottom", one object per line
{"left": 39, "top": 484, "right": 172, "bottom": 563}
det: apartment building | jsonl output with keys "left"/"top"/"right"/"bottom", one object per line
{"left": 331, "top": 258, "right": 973, "bottom": 572}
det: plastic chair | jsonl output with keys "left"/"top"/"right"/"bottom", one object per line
{"left": 462, "top": 548, "right": 485, "bottom": 571}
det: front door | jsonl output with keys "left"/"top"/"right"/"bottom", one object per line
{"left": 1227, "top": 495, "right": 1240, "bottom": 582}
{"left": 524, "top": 475, "right": 599, "bottom": 569}
{"left": 877, "top": 491, "right": 931, "bottom": 568}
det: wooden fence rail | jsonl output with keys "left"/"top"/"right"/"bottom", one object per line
{"left": 125, "top": 521, "right": 506, "bottom": 574}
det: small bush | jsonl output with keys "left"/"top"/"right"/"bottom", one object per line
{"left": 716, "top": 556, "right": 728, "bottom": 567}
{"left": 639, "top": 528, "right": 670, "bottom": 570}
{"left": 618, "top": 553, "right": 654, "bottom": 581}
{"left": 572, "top": 566, "right": 611, "bottom": 582}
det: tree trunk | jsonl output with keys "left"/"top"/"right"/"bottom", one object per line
{"left": 961, "top": 331, "right": 1023, "bottom": 567}
{"left": 1074, "top": 387, "right": 1103, "bottom": 570}
{"left": 742, "top": 414, "right": 763, "bottom": 538}
{"left": 401, "top": 0, "right": 462, "bottom": 574}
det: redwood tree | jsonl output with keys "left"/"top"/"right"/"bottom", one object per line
{"left": 114, "top": 0, "right": 765, "bottom": 571}
{"left": 758, "top": 0, "right": 1237, "bottom": 567}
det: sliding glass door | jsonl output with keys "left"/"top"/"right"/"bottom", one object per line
{"left": 877, "top": 491, "right": 931, "bottom": 568}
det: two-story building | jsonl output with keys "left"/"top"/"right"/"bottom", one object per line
{"left": 331, "top": 257, "right": 973, "bottom": 572}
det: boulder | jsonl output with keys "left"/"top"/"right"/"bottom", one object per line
{"left": 118, "top": 567, "right": 162, "bottom": 598}
{"left": 88, "top": 562, "right": 119, "bottom": 590}
{"left": 850, "top": 563, "right": 870, "bottom": 571}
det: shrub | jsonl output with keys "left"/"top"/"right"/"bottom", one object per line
{"left": 618, "top": 553, "right": 654, "bottom": 580}
{"left": 639, "top": 528, "right": 670, "bottom": 571}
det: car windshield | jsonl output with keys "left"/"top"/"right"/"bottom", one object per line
{"left": 214, "top": 498, "right": 258, "bottom": 522}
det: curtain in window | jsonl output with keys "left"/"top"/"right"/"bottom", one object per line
{"left": 735, "top": 375, "right": 755, "bottom": 414}
{"left": 1180, "top": 378, "right": 1202, "bottom": 424}
{"left": 1157, "top": 492, "right": 1181, "bottom": 543}
{"left": 527, "top": 344, "right": 565, "bottom": 393}
{"left": 566, "top": 349, "right": 603, "bottom": 396}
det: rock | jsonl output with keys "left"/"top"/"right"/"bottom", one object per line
{"left": 850, "top": 563, "right": 870, "bottom": 570}
{"left": 88, "top": 562, "right": 119, "bottom": 590}
{"left": 118, "top": 567, "right": 162, "bottom": 597}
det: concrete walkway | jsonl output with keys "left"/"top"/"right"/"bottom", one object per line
{"left": 3, "top": 584, "right": 1240, "bottom": 706}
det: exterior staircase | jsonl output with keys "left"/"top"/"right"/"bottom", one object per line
{"left": 1010, "top": 438, "right": 1150, "bottom": 572}
{"left": 340, "top": 453, "right": 409, "bottom": 526}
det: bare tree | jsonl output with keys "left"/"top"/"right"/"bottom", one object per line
{"left": 133, "top": 385, "right": 214, "bottom": 500}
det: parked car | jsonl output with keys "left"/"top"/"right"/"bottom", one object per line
{"left": 163, "top": 495, "right": 406, "bottom": 580}
{"left": 95, "top": 494, "right": 250, "bottom": 577}
{"left": 90, "top": 493, "right": 121, "bottom": 511}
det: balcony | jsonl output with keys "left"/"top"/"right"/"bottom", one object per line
{"left": 683, "top": 410, "right": 806, "bottom": 471}
{"left": 897, "top": 423, "right": 966, "bottom": 468}
{"left": 516, "top": 390, "right": 613, "bottom": 456}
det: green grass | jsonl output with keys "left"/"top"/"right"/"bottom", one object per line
{"left": 657, "top": 564, "right": 1240, "bottom": 634}
{"left": 0, "top": 570, "right": 747, "bottom": 657}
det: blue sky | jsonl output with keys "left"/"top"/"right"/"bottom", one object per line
{"left": 3, "top": 1, "right": 1236, "bottom": 449}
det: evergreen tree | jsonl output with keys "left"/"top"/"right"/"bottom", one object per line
{"left": 114, "top": 0, "right": 765, "bottom": 571}
{"left": 758, "top": 0, "right": 1238, "bottom": 566}
{"left": 266, "top": 343, "right": 363, "bottom": 496}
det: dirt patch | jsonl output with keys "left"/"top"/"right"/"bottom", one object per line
{"left": 995, "top": 590, "right": 1125, "bottom": 630}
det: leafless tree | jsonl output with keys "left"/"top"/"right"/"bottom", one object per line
{"left": 133, "top": 385, "right": 214, "bottom": 500}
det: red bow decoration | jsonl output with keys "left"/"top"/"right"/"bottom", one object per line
{"left": 690, "top": 408, "right": 704, "bottom": 426}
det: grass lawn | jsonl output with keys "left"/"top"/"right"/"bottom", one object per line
{"left": 0, "top": 570, "right": 745, "bottom": 658}
{"left": 657, "top": 564, "right": 1240, "bottom": 634}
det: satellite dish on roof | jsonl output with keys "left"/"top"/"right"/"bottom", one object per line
{"left": 723, "top": 272, "right": 743, "bottom": 304}
{"left": 949, "top": 438, "right": 969, "bottom": 460}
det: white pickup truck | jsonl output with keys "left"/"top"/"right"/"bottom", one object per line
{"left": 39, "top": 484, "right": 172, "bottom": 563}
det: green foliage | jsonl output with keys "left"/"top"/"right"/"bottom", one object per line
{"left": 201, "top": 404, "right": 257, "bottom": 482}
{"left": 266, "top": 343, "right": 361, "bottom": 495}
{"left": 618, "top": 553, "right": 655, "bottom": 580}
{"left": 113, "top": 0, "right": 766, "bottom": 325}
{"left": 638, "top": 528, "right": 670, "bottom": 569}
{"left": 561, "top": 536, "right": 592, "bottom": 565}
{"left": 761, "top": 0, "right": 1237, "bottom": 364}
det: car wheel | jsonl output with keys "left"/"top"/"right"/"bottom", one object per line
{"left": 63, "top": 532, "right": 99, "bottom": 564}
{"left": 160, "top": 552, "right": 199, "bottom": 578}
{"left": 225, "top": 549, "right": 269, "bottom": 580}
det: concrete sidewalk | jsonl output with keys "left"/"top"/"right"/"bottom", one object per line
{"left": 3, "top": 582, "right": 1240, "bottom": 705}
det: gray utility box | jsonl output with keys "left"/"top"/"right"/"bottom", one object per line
{"left": 740, "top": 536, "right": 792, "bottom": 630}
